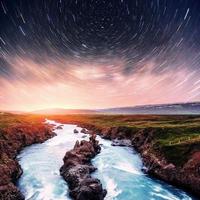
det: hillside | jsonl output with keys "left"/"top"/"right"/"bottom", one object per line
{"left": 99, "top": 102, "right": 200, "bottom": 114}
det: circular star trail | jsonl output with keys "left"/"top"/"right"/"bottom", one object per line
{"left": 0, "top": 0, "right": 200, "bottom": 111}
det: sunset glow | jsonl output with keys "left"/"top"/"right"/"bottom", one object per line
{"left": 0, "top": 55, "right": 199, "bottom": 111}
{"left": 1, "top": 0, "right": 200, "bottom": 111}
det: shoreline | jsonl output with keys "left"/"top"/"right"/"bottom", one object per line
{"left": 0, "top": 122, "right": 55, "bottom": 200}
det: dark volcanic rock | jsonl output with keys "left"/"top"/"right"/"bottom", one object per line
{"left": 56, "top": 125, "right": 63, "bottom": 130}
{"left": 60, "top": 135, "right": 107, "bottom": 200}
{"left": 80, "top": 128, "right": 94, "bottom": 135}
{"left": 0, "top": 124, "right": 54, "bottom": 200}
{"left": 80, "top": 128, "right": 87, "bottom": 134}
{"left": 74, "top": 129, "right": 79, "bottom": 134}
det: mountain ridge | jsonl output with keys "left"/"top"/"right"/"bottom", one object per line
{"left": 32, "top": 102, "right": 200, "bottom": 115}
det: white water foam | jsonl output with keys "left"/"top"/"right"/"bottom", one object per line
{"left": 105, "top": 176, "right": 122, "bottom": 200}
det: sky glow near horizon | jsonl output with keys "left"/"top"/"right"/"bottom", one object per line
{"left": 1, "top": 0, "right": 200, "bottom": 111}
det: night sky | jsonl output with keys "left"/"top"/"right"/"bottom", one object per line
{"left": 1, "top": 0, "right": 200, "bottom": 111}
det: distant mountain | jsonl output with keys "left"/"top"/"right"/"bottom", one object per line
{"left": 4, "top": 102, "right": 200, "bottom": 115}
{"left": 99, "top": 102, "right": 200, "bottom": 115}
{"left": 31, "top": 108, "right": 97, "bottom": 115}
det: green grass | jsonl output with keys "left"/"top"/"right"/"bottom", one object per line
{"left": 0, "top": 113, "right": 45, "bottom": 130}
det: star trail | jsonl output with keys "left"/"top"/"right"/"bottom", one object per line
{"left": 0, "top": 0, "right": 200, "bottom": 111}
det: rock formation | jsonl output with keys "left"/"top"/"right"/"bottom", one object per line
{"left": 60, "top": 134, "right": 107, "bottom": 200}
{"left": 74, "top": 129, "right": 79, "bottom": 133}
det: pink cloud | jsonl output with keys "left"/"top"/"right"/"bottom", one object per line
{"left": 0, "top": 56, "right": 200, "bottom": 111}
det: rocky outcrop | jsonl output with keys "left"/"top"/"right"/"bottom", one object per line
{"left": 60, "top": 134, "right": 107, "bottom": 200}
{"left": 0, "top": 124, "right": 54, "bottom": 200}
{"left": 80, "top": 128, "right": 93, "bottom": 135}
{"left": 80, "top": 128, "right": 87, "bottom": 134}
{"left": 74, "top": 129, "right": 79, "bottom": 133}
{"left": 56, "top": 125, "right": 63, "bottom": 129}
{"left": 140, "top": 150, "right": 200, "bottom": 197}
{"left": 130, "top": 128, "right": 200, "bottom": 197}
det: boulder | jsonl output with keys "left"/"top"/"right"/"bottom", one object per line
{"left": 80, "top": 128, "right": 87, "bottom": 134}
{"left": 74, "top": 129, "right": 79, "bottom": 134}
{"left": 56, "top": 125, "right": 63, "bottom": 130}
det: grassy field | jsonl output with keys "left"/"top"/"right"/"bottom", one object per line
{"left": 0, "top": 112, "right": 45, "bottom": 129}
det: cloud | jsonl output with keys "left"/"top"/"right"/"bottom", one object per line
{"left": 0, "top": 54, "right": 199, "bottom": 111}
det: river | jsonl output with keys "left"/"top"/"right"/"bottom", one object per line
{"left": 17, "top": 120, "right": 194, "bottom": 200}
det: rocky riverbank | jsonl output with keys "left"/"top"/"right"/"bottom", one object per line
{"left": 60, "top": 134, "right": 107, "bottom": 200}
{"left": 85, "top": 126, "right": 200, "bottom": 198}
{"left": 131, "top": 128, "right": 200, "bottom": 198}
{"left": 0, "top": 123, "right": 54, "bottom": 200}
